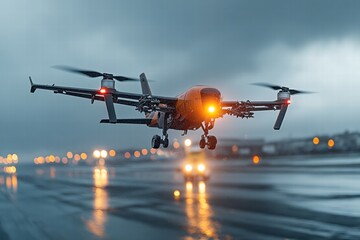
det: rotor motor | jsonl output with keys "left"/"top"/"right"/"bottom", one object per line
{"left": 277, "top": 91, "right": 291, "bottom": 101}
{"left": 101, "top": 78, "right": 115, "bottom": 89}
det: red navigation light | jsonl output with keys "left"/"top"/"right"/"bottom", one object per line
{"left": 100, "top": 88, "right": 107, "bottom": 94}
{"left": 286, "top": 99, "right": 291, "bottom": 105}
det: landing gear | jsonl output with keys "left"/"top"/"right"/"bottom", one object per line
{"left": 151, "top": 135, "right": 161, "bottom": 149}
{"left": 151, "top": 134, "right": 169, "bottom": 149}
{"left": 199, "top": 121, "right": 217, "bottom": 150}
{"left": 151, "top": 113, "right": 170, "bottom": 149}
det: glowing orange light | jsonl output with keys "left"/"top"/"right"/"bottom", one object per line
{"left": 253, "top": 155, "right": 260, "bottom": 165}
{"left": 67, "top": 152, "right": 73, "bottom": 159}
{"left": 100, "top": 88, "right": 107, "bottom": 94}
{"left": 109, "top": 150, "right": 116, "bottom": 157}
{"left": 150, "top": 148, "right": 157, "bottom": 154}
{"left": 81, "top": 153, "right": 88, "bottom": 160}
{"left": 173, "top": 141, "right": 180, "bottom": 149}
{"left": 208, "top": 105, "right": 216, "bottom": 113}
{"left": 49, "top": 155, "right": 55, "bottom": 163}
{"left": 74, "top": 154, "right": 81, "bottom": 161}
{"left": 141, "top": 149, "right": 148, "bottom": 156}
{"left": 313, "top": 137, "right": 320, "bottom": 145}
{"left": 134, "top": 151, "right": 141, "bottom": 158}
{"left": 328, "top": 139, "right": 335, "bottom": 148}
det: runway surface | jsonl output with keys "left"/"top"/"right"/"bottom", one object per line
{"left": 1, "top": 155, "right": 360, "bottom": 240}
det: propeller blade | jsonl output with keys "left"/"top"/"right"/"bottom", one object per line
{"left": 274, "top": 105, "right": 288, "bottom": 130}
{"left": 289, "top": 89, "right": 315, "bottom": 95}
{"left": 252, "top": 83, "right": 283, "bottom": 90}
{"left": 53, "top": 65, "right": 103, "bottom": 78}
{"left": 104, "top": 94, "right": 117, "bottom": 123}
{"left": 252, "top": 82, "right": 315, "bottom": 95}
{"left": 53, "top": 65, "right": 139, "bottom": 82}
{"left": 113, "top": 76, "right": 139, "bottom": 82}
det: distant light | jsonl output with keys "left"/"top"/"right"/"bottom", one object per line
{"left": 109, "top": 149, "right": 116, "bottom": 157}
{"left": 74, "top": 154, "right": 81, "bottom": 161}
{"left": 34, "top": 158, "right": 38, "bottom": 165}
{"left": 67, "top": 152, "right": 73, "bottom": 159}
{"left": 197, "top": 164, "right": 205, "bottom": 172}
{"left": 286, "top": 99, "right": 291, "bottom": 105}
{"left": 232, "top": 145, "right": 238, "bottom": 153}
{"left": 93, "top": 150, "right": 101, "bottom": 158}
{"left": 37, "top": 156, "right": 44, "bottom": 164}
{"left": 253, "top": 155, "right": 260, "bottom": 165}
{"left": 184, "top": 139, "right": 192, "bottom": 147}
{"left": 185, "top": 164, "right": 192, "bottom": 172}
{"left": 100, "top": 88, "right": 107, "bottom": 94}
{"left": 313, "top": 137, "right": 320, "bottom": 145}
{"left": 61, "top": 157, "right": 68, "bottom": 164}
{"left": 134, "top": 151, "right": 141, "bottom": 158}
{"left": 12, "top": 154, "right": 18, "bottom": 162}
{"left": 49, "top": 155, "right": 55, "bottom": 163}
{"left": 150, "top": 148, "right": 157, "bottom": 154}
{"left": 100, "top": 150, "right": 108, "bottom": 158}
{"left": 141, "top": 149, "right": 148, "bottom": 156}
{"left": 328, "top": 139, "right": 335, "bottom": 148}
{"left": 173, "top": 141, "right": 180, "bottom": 149}
{"left": 173, "top": 190, "right": 181, "bottom": 198}
{"left": 124, "top": 152, "right": 131, "bottom": 159}
{"left": 55, "top": 156, "right": 61, "bottom": 163}
{"left": 80, "top": 153, "right": 87, "bottom": 160}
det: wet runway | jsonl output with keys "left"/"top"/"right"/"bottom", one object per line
{"left": 1, "top": 155, "right": 360, "bottom": 240}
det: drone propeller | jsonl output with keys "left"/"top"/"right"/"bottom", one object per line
{"left": 53, "top": 65, "right": 139, "bottom": 82}
{"left": 251, "top": 83, "right": 314, "bottom": 95}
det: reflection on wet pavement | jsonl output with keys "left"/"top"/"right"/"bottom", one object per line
{"left": 184, "top": 181, "right": 220, "bottom": 240}
{"left": 86, "top": 167, "right": 109, "bottom": 238}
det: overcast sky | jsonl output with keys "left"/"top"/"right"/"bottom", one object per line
{"left": 1, "top": 0, "right": 360, "bottom": 159}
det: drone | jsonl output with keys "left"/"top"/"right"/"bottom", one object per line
{"left": 29, "top": 66, "right": 312, "bottom": 150}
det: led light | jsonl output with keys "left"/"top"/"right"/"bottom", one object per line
{"left": 100, "top": 88, "right": 107, "bottom": 94}
{"left": 197, "top": 164, "right": 205, "bottom": 172}
{"left": 185, "top": 164, "right": 192, "bottom": 172}
{"left": 184, "top": 139, "right": 192, "bottom": 147}
{"left": 286, "top": 99, "right": 291, "bottom": 104}
{"left": 208, "top": 105, "right": 215, "bottom": 113}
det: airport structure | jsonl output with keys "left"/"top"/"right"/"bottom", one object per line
{"left": 212, "top": 131, "right": 360, "bottom": 159}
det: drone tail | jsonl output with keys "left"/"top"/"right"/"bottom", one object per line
{"left": 140, "top": 73, "right": 152, "bottom": 96}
